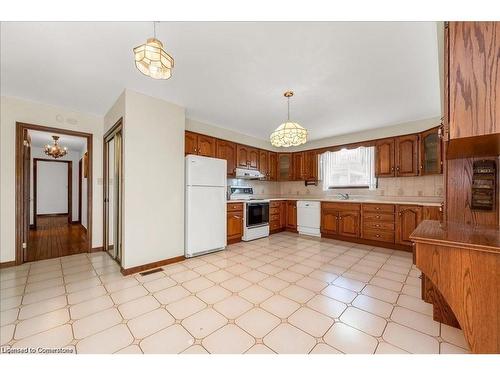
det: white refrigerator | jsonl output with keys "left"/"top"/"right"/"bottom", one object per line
{"left": 185, "top": 155, "right": 227, "bottom": 257}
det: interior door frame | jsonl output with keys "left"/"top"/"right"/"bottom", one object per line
{"left": 15, "top": 122, "right": 93, "bottom": 265}
{"left": 103, "top": 118, "right": 124, "bottom": 263}
{"left": 33, "top": 158, "right": 72, "bottom": 225}
{"left": 78, "top": 158, "right": 83, "bottom": 223}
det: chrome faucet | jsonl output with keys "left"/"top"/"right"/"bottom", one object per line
{"left": 337, "top": 193, "right": 349, "bottom": 200}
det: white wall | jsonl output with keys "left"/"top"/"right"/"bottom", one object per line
{"left": 104, "top": 90, "right": 186, "bottom": 269}
{"left": 36, "top": 161, "right": 69, "bottom": 214}
{"left": 0, "top": 96, "right": 103, "bottom": 262}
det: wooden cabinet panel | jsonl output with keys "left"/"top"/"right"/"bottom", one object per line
{"left": 286, "top": 200, "right": 297, "bottom": 230}
{"left": 375, "top": 139, "right": 395, "bottom": 177}
{"left": 321, "top": 208, "right": 338, "bottom": 235}
{"left": 363, "top": 230, "right": 395, "bottom": 243}
{"left": 362, "top": 203, "right": 395, "bottom": 214}
{"left": 259, "top": 150, "right": 269, "bottom": 180}
{"left": 197, "top": 134, "right": 216, "bottom": 157}
{"left": 304, "top": 150, "right": 318, "bottom": 181}
{"left": 338, "top": 210, "right": 360, "bottom": 237}
{"left": 322, "top": 202, "right": 361, "bottom": 211}
{"left": 362, "top": 212, "right": 395, "bottom": 222}
{"left": 269, "top": 152, "right": 278, "bottom": 181}
{"left": 292, "top": 152, "right": 305, "bottom": 180}
{"left": 423, "top": 206, "right": 442, "bottom": 221}
{"left": 419, "top": 127, "right": 443, "bottom": 175}
{"left": 227, "top": 211, "right": 243, "bottom": 243}
{"left": 227, "top": 202, "right": 243, "bottom": 212}
{"left": 278, "top": 153, "right": 293, "bottom": 181}
{"left": 248, "top": 147, "right": 259, "bottom": 170}
{"left": 236, "top": 145, "right": 250, "bottom": 168}
{"left": 185, "top": 131, "right": 198, "bottom": 155}
{"left": 396, "top": 205, "right": 422, "bottom": 245}
{"left": 449, "top": 22, "right": 500, "bottom": 139}
{"left": 280, "top": 201, "right": 287, "bottom": 228}
{"left": 395, "top": 135, "right": 419, "bottom": 177}
{"left": 216, "top": 139, "right": 237, "bottom": 176}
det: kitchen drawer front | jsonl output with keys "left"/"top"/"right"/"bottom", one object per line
{"left": 227, "top": 202, "right": 244, "bottom": 212}
{"left": 362, "top": 203, "right": 395, "bottom": 213}
{"left": 363, "top": 221, "right": 395, "bottom": 231}
{"left": 270, "top": 201, "right": 281, "bottom": 208}
{"left": 270, "top": 207, "right": 280, "bottom": 215}
{"left": 322, "top": 202, "right": 361, "bottom": 211}
{"left": 362, "top": 230, "right": 395, "bottom": 243}
{"left": 270, "top": 214, "right": 280, "bottom": 222}
{"left": 270, "top": 221, "right": 281, "bottom": 231}
{"left": 363, "top": 212, "right": 395, "bottom": 222}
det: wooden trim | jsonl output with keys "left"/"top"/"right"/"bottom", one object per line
{"left": 0, "top": 261, "right": 17, "bottom": 269}
{"left": 37, "top": 213, "right": 69, "bottom": 217}
{"left": 321, "top": 232, "right": 412, "bottom": 252}
{"left": 33, "top": 158, "right": 72, "bottom": 225}
{"left": 15, "top": 122, "right": 93, "bottom": 265}
{"left": 91, "top": 246, "right": 103, "bottom": 252}
{"left": 121, "top": 255, "right": 185, "bottom": 276}
{"left": 227, "top": 238, "right": 242, "bottom": 245}
{"left": 78, "top": 158, "right": 82, "bottom": 223}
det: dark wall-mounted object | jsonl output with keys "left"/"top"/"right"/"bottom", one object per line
{"left": 471, "top": 160, "right": 496, "bottom": 211}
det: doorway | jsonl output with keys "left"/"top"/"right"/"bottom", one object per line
{"left": 15, "top": 122, "right": 93, "bottom": 265}
{"left": 103, "top": 119, "right": 123, "bottom": 264}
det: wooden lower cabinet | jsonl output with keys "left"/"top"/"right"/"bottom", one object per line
{"left": 362, "top": 204, "right": 395, "bottom": 243}
{"left": 338, "top": 211, "right": 360, "bottom": 237}
{"left": 321, "top": 203, "right": 360, "bottom": 237}
{"left": 286, "top": 201, "right": 297, "bottom": 230}
{"left": 279, "top": 201, "right": 287, "bottom": 229}
{"left": 320, "top": 207, "right": 338, "bottom": 235}
{"left": 227, "top": 203, "right": 243, "bottom": 244}
{"left": 396, "top": 205, "right": 422, "bottom": 245}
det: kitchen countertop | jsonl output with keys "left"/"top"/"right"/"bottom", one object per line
{"left": 227, "top": 196, "right": 442, "bottom": 206}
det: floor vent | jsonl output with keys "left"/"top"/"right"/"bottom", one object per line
{"left": 139, "top": 268, "right": 164, "bottom": 276}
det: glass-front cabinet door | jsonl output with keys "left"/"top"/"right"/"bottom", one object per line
{"left": 419, "top": 127, "right": 442, "bottom": 175}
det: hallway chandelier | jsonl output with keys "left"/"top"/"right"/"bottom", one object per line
{"left": 44, "top": 136, "right": 68, "bottom": 159}
{"left": 270, "top": 91, "right": 308, "bottom": 147}
{"left": 133, "top": 21, "right": 174, "bottom": 80}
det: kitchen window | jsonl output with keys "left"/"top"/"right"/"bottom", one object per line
{"left": 319, "top": 146, "right": 376, "bottom": 190}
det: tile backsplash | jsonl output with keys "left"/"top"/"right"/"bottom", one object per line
{"left": 228, "top": 175, "right": 444, "bottom": 200}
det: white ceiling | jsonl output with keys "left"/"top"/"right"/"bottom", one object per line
{"left": 29, "top": 129, "right": 87, "bottom": 152}
{"left": 1, "top": 22, "right": 441, "bottom": 141}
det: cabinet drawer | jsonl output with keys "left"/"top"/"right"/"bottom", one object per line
{"left": 270, "top": 207, "right": 280, "bottom": 215}
{"left": 270, "top": 214, "right": 280, "bottom": 222}
{"left": 270, "top": 221, "right": 281, "bottom": 231}
{"left": 362, "top": 203, "right": 395, "bottom": 213}
{"left": 363, "top": 230, "right": 395, "bottom": 243}
{"left": 227, "top": 202, "right": 244, "bottom": 212}
{"left": 363, "top": 221, "right": 395, "bottom": 231}
{"left": 363, "top": 212, "right": 394, "bottom": 222}
{"left": 270, "top": 201, "right": 281, "bottom": 208}
{"left": 322, "top": 202, "right": 361, "bottom": 211}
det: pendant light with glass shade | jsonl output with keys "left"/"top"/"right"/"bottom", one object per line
{"left": 270, "top": 91, "right": 308, "bottom": 147}
{"left": 133, "top": 22, "right": 174, "bottom": 80}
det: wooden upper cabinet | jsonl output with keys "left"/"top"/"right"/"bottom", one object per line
{"left": 197, "top": 134, "right": 216, "bottom": 157}
{"left": 185, "top": 131, "right": 215, "bottom": 157}
{"left": 338, "top": 210, "right": 360, "bottom": 238}
{"left": 259, "top": 150, "right": 269, "bottom": 179}
{"left": 269, "top": 152, "right": 278, "bottom": 181}
{"left": 396, "top": 205, "right": 422, "bottom": 245}
{"left": 185, "top": 131, "right": 198, "bottom": 155}
{"left": 304, "top": 150, "right": 318, "bottom": 181}
{"left": 236, "top": 145, "right": 259, "bottom": 170}
{"left": 292, "top": 152, "right": 305, "bottom": 180}
{"left": 419, "top": 127, "right": 442, "bottom": 175}
{"left": 448, "top": 22, "right": 500, "bottom": 139}
{"left": 216, "top": 139, "right": 237, "bottom": 176}
{"left": 375, "top": 139, "right": 395, "bottom": 177}
{"left": 278, "top": 153, "right": 293, "bottom": 181}
{"left": 395, "top": 135, "right": 419, "bottom": 177}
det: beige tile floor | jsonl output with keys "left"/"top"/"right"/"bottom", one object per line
{"left": 0, "top": 232, "right": 471, "bottom": 354}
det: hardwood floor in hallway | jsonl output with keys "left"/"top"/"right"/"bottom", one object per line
{"left": 27, "top": 215, "right": 89, "bottom": 262}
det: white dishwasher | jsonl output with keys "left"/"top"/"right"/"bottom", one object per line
{"left": 297, "top": 201, "right": 321, "bottom": 237}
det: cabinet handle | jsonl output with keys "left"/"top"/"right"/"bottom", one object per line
{"left": 438, "top": 127, "right": 443, "bottom": 139}
{"left": 396, "top": 166, "right": 400, "bottom": 172}
{"left": 376, "top": 234, "right": 380, "bottom": 238}
{"left": 376, "top": 215, "right": 380, "bottom": 219}
{"left": 234, "top": 216, "right": 241, "bottom": 219}
{"left": 391, "top": 166, "right": 394, "bottom": 172}
{"left": 375, "top": 207, "right": 380, "bottom": 210}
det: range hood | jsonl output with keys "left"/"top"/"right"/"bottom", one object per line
{"left": 235, "top": 168, "right": 265, "bottom": 180}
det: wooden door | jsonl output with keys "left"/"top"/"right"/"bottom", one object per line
{"left": 236, "top": 145, "right": 249, "bottom": 168}
{"left": 396, "top": 205, "right": 422, "bottom": 245}
{"left": 216, "top": 139, "right": 236, "bottom": 176}
{"left": 375, "top": 139, "right": 395, "bottom": 177}
{"left": 279, "top": 200, "right": 287, "bottom": 228}
{"left": 278, "top": 153, "right": 293, "bottom": 181}
{"left": 419, "top": 127, "right": 442, "bottom": 175}
{"left": 259, "top": 150, "right": 269, "bottom": 180}
{"left": 197, "top": 134, "right": 216, "bottom": 157}
{"left": 293, "top": 152, "right": 304, "bottom": 180}
{"left": 269, "top": 152, "right": 278, "bottom": 181}
{"left": 248, "top": 147, "right": 259, "bottom": 170}
{"left": 321, "top": 208, "right": 338, "bottom": 235}
{"left": 227, "top": 212, "right": 243, "bottom": 242}
{"left": 338, "top": 210, "right": 360, "bottom": 237}
{"left": 395, "top": 135, "right": 418, "bottom": 176}
{"left": 449, "top": 22, "right": 500, "bottom": 139}
{"left": 286, "top": 201, "right": 297, "bottom": 230}
{"left": 304, "top": 150, "right": 318, "bottom": 181}
{"left": 185, "top": 131, "right": 198, "bottom": 155}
